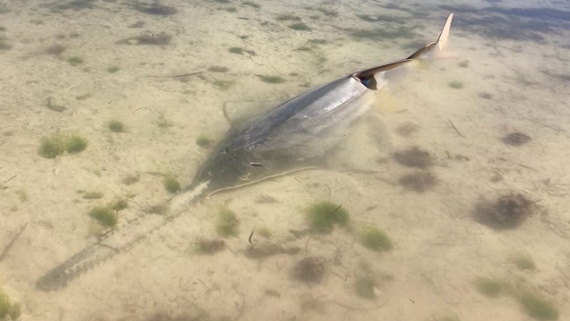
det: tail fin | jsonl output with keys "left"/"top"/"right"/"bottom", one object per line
{"left": 407, "top": 13, "right": 453, "bottom": 60}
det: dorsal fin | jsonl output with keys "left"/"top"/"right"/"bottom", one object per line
{"left": 353, "top": 59, "right": 413, "bottom": 79}
{"left": 407, "top": 13, "right": 453, "bottom": 60}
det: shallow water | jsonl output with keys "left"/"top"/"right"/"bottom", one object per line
{"left": 1, "top": 0, "right": 569, "bottom": 320}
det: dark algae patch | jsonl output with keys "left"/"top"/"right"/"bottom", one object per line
{"left": 398, "top": 171, "right": 437, "bottom": 193}
{"left": 82, "top": 191, "right": 103, "bottom": 200}
{"left": 194, "top": 238, "right": 225, "bottom": 255}
{"left": 134, "top": 3, "right": 177, "bottom": 15}
{"left": 448, "top": 80, "right": 464, "bottom": 89}
{"left": 473, "top": 193, "right": 535, "bottom": 229}
{"left": 0, "top": 35, "right": 10, "bottom": 51}
{"left": 67, "top": 56, "right": 84, "bottom": 66}
{"left": 208, "top": 66, "right": 228, "bottom": 73}
{"left": 258, "top": 75, "right": 286, "bottom": 83}
{"left": 117, "top": 33, "right": 172, "bottom": 46}
{"left": 502, "top": 132, "right": 531, "bottom": 146}
{"left": 392, "top": 146, "right": 433, "bottom": 169}
{"left": 242, "top": 1, "right": 261, "bottom": 9}
{"left": 46, "top": 98, "right": 66, "bottom": 112}
{"left": 292, "top": 256, "right": 326, "bottom": 283}
{"left": 289, "top": 23, "right": 311, "bottom": 31}
{"left": 107, "top": 66, "right": 120, "bottom": 73}
{"left": 228, "top": 47, "right": 244, "bottom": 54}
{"left": 513, "top": 255, "right": 536, "bottom": 271}
{"left": 276, "top": 14, "right": 301, "bottom": 21}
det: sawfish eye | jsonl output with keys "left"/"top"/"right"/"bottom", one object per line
{"left": 359, "top": 75, "right": 377, "bottom": 90}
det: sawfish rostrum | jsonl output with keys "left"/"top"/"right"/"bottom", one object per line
{"left": 36, "top": 14, "right": 454, "bottom": 291}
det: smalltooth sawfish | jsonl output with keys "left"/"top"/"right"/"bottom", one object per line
{"left": 36, "top": 14, "right": 454, "bottom": 291}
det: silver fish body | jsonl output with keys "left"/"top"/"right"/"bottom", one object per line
{"left": 191, "top": 13, "right": 454, "bottom": 194}
{"left": 191, "top": 75, "right": 376, "bottom": 192}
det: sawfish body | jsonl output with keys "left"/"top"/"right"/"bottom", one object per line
{"left": 36, "top": 14, "right": 453, "bottom": 291}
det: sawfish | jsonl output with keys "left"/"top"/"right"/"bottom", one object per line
{"left": 36, "top": 14, "right": 454, "bottom": 291}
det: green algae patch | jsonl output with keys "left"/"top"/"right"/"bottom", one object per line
{"left": 216, "top": 207, "right": 239, "bottom": 237}
{"left": 358, "top": 225, "right": 392, "bottom": 251}
{"left": 88, "top": 206, "right": 118, "bottom": 228}
{"left": 306, "top": 201, "right": 349, "bottom": 233}
{"left": 39, "top": 133, "right": 88, "bottom": 158}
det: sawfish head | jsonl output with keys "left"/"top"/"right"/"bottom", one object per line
{"left": 187, "top": 141, "right": 253, "bottom": 194}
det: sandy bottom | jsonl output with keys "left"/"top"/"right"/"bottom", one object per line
{"left": 1, "top": 0, "right": 569, "bottom": 320}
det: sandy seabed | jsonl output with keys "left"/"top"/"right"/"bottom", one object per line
{"left": 1, "top": 0, "right": 569, "bottom": 320}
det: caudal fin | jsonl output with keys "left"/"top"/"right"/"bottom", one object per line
{"left": 407, "top": 13, "right": 454, "bottom": 60}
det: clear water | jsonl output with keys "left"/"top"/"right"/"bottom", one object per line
{"left": 0, "top": 0, "right": 569, "bottom": 320}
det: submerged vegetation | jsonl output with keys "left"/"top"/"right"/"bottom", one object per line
{"left": 212, "top": 80, "right": 234, "bottom": 91}
{"left": 242, "top": 1, "right": 261, "bottom": 9}
{"left": 133, "top": 2, "right": 177, "bottom": 15}
{"left": 67, "top": 56, "right": 84, "bottom": 66}
{"left": 292, "top": 256, "right": 326, "bottom": 283}
{"left": 0, "top": 35, "right": 11, "bottom": 51}
{"left": 46, "top": 98, "right": 66, "bottom": 112}
{"left": 448, "top": 80, "right": 464, "bottom": 89}
{"left": 513, "top": 255, "right": 536, "bottom": 271}
{"left": 208, "top": 66, "right": 228, "bottom": 73}
{"left": 306, "top": 201, "right": 349, "bottom": 233}
{"left": 88, "top": 206, "right": 118, "bottom": 228}
{"left": 474, "top": 277, "right": 503, "bottom": 298}
{"left": 39, "top": 133, "right": 87, "bottom": 158}
{"left": 258, "top": 75, "right": 286, "bottom": 84}
{"left": 82, "top": 191, "right": 103, "bottom": 200}
{"left": 355, "top": 277, "right": 376, "bottom": 299}
{"left": 228, "top": 47, "right": 244, "bottom": 54}
{"left": 163, "top": 175, "right": 181, "bottom": 194}
{"left": 398, "top": 171, "right": 437, "bottom": 193}
{"left": 458, "top": 60, "right": 470, "bottom": 68}
{"left": 502, "top": 132, "right": 531, "bottom": 146}
{"left": 66, "top": 135, "right": 88, "bottom": 153}
{"left": 473, "top": 193, "right": 535, "bottom": 229}
{"left": 517, "top": 290, "right": 559, "bottom": 320}
{"left": 107, "top": 66, "right": 120, "bottom": 73}
{"left": 276, "top": 14, "right": 301, "bottom": 21}
{"left": 0, "top": 289, "right": 21, "bottom": 320}
{"left": 112, "top": 199, "right": 128, "bottom": 211}
{"left": 216, "top": 207, "right": 239, "bottom": 237}
{"left": 289, "top": 23, "right": 311, "bottom": 31}
{"left": 194, "top": 238, "right": 225, "bottom": 255}
{"left": 358, "top": 225, "right": 392, "bottom": 251}
{"left": 196, "top": 134, "right": 212, "bottom": 147}
{"left": 117, "top": 33, "right": 172, "bottom": 46}
{"left": 108, "top": 120, "right": 125, "bottom": 133}
{"left": 392, "top": 146, "right": 433, "bottom": 169}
